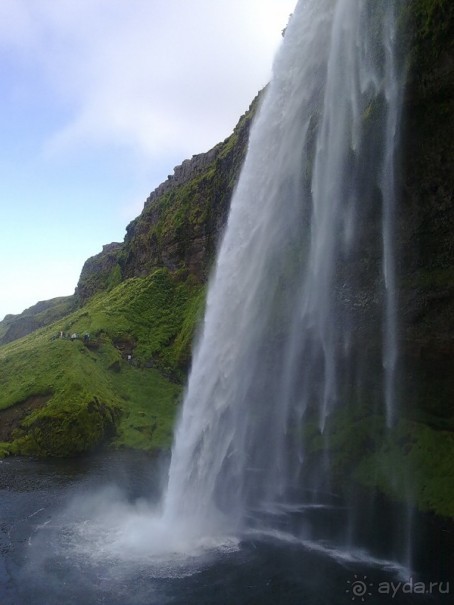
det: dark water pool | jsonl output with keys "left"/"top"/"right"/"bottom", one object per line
{"left": 0, "top": 453, "right": 452, "bottom": 605}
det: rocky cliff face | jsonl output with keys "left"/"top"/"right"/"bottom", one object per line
{"left": 398, "top": 0, "right": 454, "bottom": 412}
{"left": 75, "top": 94, "right": 261, "bottom": 305}
{"left": 401, "top": 0, "right": 453, "bottom": 304}
{"left": 302, "top": 0, "right": 454, "bottom": 518}
{"left": 75, "top": 242, "right": 122, "bottom": 304}
{"left": 121, "top": 95, "right": 260, "bottom": 282}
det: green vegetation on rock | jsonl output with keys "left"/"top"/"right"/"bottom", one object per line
{"left": 0, "top": 269, "right": 202, "bottom": 457}
{"left": 303, "top": 399, "right": 454, "bottom": 519}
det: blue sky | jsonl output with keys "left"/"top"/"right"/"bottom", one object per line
{"left": 0, "top": 0, "right": 294, "bottom": 320}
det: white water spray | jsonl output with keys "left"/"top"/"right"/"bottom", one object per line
{"left": 162, "top": 0, "right": 405, "bottom": 539}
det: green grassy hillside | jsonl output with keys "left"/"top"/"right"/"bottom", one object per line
{"left": 0, "top": 269, "right": 204, "bottom": 457}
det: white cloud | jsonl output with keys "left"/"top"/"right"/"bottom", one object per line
{"left": 9, "top": 0, "right": 295, "bottom": 161}
{"left": 0, "top": 0, "right": 35, "bottom": 49}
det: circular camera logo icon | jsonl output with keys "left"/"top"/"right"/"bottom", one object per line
{"left": 345, "top": 575, "right": 374, "bottom": 601}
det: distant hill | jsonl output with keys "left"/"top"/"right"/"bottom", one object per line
{"left": 0, "top": 297, "right": 77, "bottom": 345}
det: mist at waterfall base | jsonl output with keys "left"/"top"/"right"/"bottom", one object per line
{"left": 2, "top": 1, "right": 452, "bottom": 603}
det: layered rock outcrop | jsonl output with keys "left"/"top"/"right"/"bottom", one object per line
{"left": 75, "top": 242, "right": 122, "bottom": 305}
{"left": 75, "top": 94, "right": 261, "bottom": 304}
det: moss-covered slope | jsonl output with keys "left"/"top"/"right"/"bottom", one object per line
{"left": 0, "top": 269, "right": 204, "bottom": 457}
{"left": 75, "top": 94, "right": 260, "bottom": 306}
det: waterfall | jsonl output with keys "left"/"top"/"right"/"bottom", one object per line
{"left": 163, "top": 0, "right": 405, "bottom": 539}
